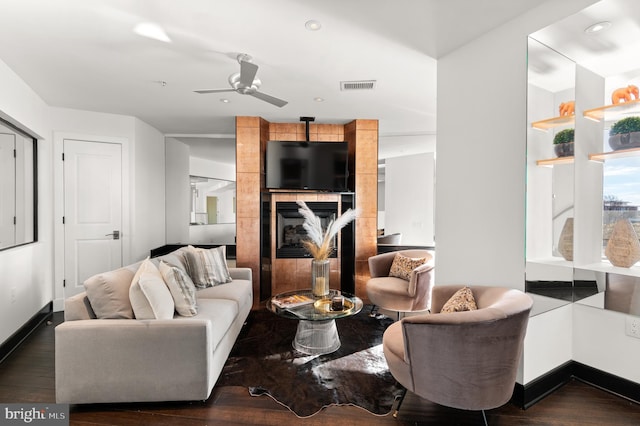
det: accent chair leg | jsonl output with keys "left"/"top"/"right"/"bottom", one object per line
{"left": 392, "top": 388, "right": 407, "bottom": 418}
{"left": 369, "top": 305, "right": 379, "bottom": 317}
{"left": 481, "top": 409, "right": 488, "bottom": 426}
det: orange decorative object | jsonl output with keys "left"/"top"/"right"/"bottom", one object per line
{"left": 611, "top": 85, "right": 639, "bottom": 104}
{"left": 558, "top": 101, "right": 575, "bottom": 116}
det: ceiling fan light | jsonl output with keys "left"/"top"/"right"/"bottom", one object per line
{"left": 584, "top": 21, "right": 611, "bottom": 34}
{"left": 133, "top": 22, "right": 171, "bottom": 43}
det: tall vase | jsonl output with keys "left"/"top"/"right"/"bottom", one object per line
{"left": 311, "top": 259, "right": 330, "bottom": 298}
{"left": 558, "top": 217, "right": 574, "bottom": 261}
{"left": 605, "top": 219, "right": 640, "bottom": 268}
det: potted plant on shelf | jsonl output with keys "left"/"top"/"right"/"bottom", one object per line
{"left": 609, "top": 116, "right": 640, "bottom": 151}
{"left": 553, "top": 128, "right": 574, "bottom": 157}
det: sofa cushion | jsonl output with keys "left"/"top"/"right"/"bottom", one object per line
{"left": 389, "top": 252, "right": 427, "bottom": 281}
{"left": 175, "top": 298, "right": 238, "bottom": 351}
{"left": 183, "top": 245, "right": 232, "bottom": 288}
{"left": 196, "top": 278, "right": 253, "bottom": 311}
{"left": 130, "top": 258, "right": 175, "bottom": 320}
{"left": 159, "top": 260, "right": 198, "bottom": 316}
{"left": 84, "top": 267, "right": 136, "bottom": 319}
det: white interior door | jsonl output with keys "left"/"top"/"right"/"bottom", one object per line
{"left": 0, "top": 133, "right": 16, "bottom": 249}
{"left": 64, "top": 139, "right": 122, "bottom": 297}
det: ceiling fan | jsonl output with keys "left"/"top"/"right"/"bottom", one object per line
{"left": 195, "top": 54, "right": 288, "bottom": 108}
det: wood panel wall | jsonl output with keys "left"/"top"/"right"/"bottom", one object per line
{"left": 345, "top": 120, "right": 378, "bottom": 298}
{"left": 236, "top": 117, "right": 378, "bottom": 307}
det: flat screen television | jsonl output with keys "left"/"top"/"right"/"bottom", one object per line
{"left": 265, "top": 141, "right": 349, "bottom": 191}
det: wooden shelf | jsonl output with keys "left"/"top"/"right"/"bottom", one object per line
{"left": 583, "top": 99, "right": 640, "bottom": 122}
{"left": 536, "top": 156, "right": 574, "bottom": 166}
{"left": 589, "top": 146, "right": 640, "bottom": 161}
{"left": 531, "top": 115, "right": 575, "bottom": 131}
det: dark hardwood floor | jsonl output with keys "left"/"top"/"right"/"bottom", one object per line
{"left": 1, "top": 312, "right": 639, "bottom": 425}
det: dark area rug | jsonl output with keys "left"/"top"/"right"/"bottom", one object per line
{"left": 216, "top": 305, "right": 404, "bottom": 417}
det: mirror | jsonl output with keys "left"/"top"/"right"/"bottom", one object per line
{"left": 527, "top": 0, "right": 640, "bottom": 309}
{"left": 165, "top": 136, "right": 236, "bottom": 245}
{"left": 377, "top": 134, "right": 436, "bottom": 248}
{"left": 0, "top": 120, "right": 36, "bottom": 250}
{"left": 525, "top": 37, "right": 578, "bottom": 303}
{"left": 190, "top": 176, "right": 235, "bottom": 225}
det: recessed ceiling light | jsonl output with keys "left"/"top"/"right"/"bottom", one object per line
{"left": 305, "top": 20, "right": 322, "bottom": 31}
{"left": 220, "top": 98, "right": 230, "bottom": 103}
{"left": 584, "top": 21, "right": 611, "bottom": 34}
{"left": 133, "top": 22, "right": 171, "bottom": 43}
{"left": 314, "top": 97, "right": 324, "bottom": 102}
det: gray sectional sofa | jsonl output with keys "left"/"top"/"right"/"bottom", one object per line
{"left": 55, "top": 246, "right": 252, "bottom": 404}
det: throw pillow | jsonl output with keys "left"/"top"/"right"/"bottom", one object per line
{"left": 389, "top": 253, "right": 427, "bottom": 281}
{"left": 84, "top": 267, "right": 136, "bottom": 319}
{"left": 183, "top": 245, "right": 232, "bottom": 288}
{"left": 159, "top": 260, "right": 198, "bottom": 316}
{"left": 440, "top": 286, "right": 478, "bottom": 313}
{"left": 129, "top": 258, "right": 175, "bottom": 320}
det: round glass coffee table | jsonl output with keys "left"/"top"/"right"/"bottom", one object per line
{"left": 267, "top": 289, "right": 363, "bottom": 355}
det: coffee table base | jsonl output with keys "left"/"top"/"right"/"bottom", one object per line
{"left": 293, "top": 319, "right": 340, "bottom": 355}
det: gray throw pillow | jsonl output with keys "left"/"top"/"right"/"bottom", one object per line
{"left": 183, "top": 245, "right": 232, "bottom": 288}
{"left": 159, "top": 260, "right": 198, "bottom": 316}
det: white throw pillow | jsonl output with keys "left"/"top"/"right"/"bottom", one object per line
{"left": 159, "top": 260, "right": 198, "bottom": 316}
{"left": 130, "top": 258, "right": 175, "bottom": 320}
{"left": 183, "top": 245, "right": 232, "bottom": 288}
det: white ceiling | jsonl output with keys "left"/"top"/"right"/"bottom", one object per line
{"left": 0, "top": 0, "right": 552, "bottom": 163}
{"left": 3, "top": 0, "right": 638, "bottom": 163}
{"left": 529, "top": 0, "right": 640, "bottom": 93}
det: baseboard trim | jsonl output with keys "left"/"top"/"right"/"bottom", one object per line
{"left": 0, "top": 302, "right": 53, "bottom": 364}
{"left": 512, "top": 361, "right": 574, "bottom": 409}
{"left": 512, "top": 361, "right": 640, "bottom": 409}
{"left": 572, "top": 361, "right": 640, "bottom": 405}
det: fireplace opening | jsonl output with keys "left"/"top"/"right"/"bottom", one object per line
{"left": 276, "top": 202, "right": 338, "bottom": 258}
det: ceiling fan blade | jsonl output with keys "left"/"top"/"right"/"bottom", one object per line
{"left": 194, "top": 89, "right": 236, "bottom": 94}
{"left": 250, "top": 91, "right": 288, "bottom": 107}
{"left": 239, "top": 60, "right": 259, "bottom": 87}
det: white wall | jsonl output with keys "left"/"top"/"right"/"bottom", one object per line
{"left": 0, "top": 58, "right": 53, "bottom": 345}
{"left": 522, "top": 298, "right": 573, "bottom": 384}
{"left": 436, "top": 0, "right": 599, "bottom": 386}
{"left": 131, "top": 118, "right": 166, "bottom": 260}
{"left": 574, "top": 303, "right": 640, "bottom": 383}
{"left": 435, "top": 0, "right": 597, "bottom": 288}
{"left": 165, "top": 138, "right": 190, "bottom": 243}
{"left": 384, "top": 153, "right": 435, "bottom": 245}
{"left": 190, "top": 157, "right": 235, "bottom": 181}
{"left": 1, "top": 58, "right": 168, "bottom": 341}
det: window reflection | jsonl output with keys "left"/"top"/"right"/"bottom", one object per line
{"left": 0, "top": 120, "right": 36, "bottom": 250}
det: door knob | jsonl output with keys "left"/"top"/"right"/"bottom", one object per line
{"left": 105, "top": 230, "right": 120, "bottom": 240}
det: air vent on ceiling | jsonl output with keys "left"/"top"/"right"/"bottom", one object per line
{"left": 340, "top": 80, "right": 376, "bottom": 91}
